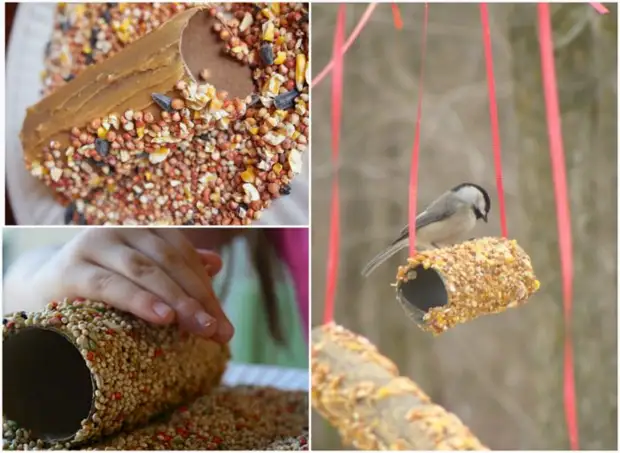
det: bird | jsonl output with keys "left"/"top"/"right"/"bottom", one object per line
{"left": 361, "top": 182, "right": 491, "bottom": 277}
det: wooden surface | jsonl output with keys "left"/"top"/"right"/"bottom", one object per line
{"left": 5, "top": 2, "right": 18, "bottom": 225}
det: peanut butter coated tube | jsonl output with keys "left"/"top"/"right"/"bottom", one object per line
{"left": 395, "top": 237, "right": 541, "bottom": 335}
{"left": 20, "top": 6, "right": 253, "bottom": 166}
{"left": 312, "top": 324, "right": 488, "bottom": 450}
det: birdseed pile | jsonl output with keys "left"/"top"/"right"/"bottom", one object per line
{"left": 2, "top": 299, "right": 308, "bottom": 450}
{"left": 311, "top": 323, "right": 487, "bottom": 451}
{"left": 25, "top": 2, "right": 309, "bottom": 225}
{"left": 395, "top": 237, "right": 540, "bottom": 334}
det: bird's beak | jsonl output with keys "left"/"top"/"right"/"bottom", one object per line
{"left": 483, "top": 213, "right": 488, "bottom": 223}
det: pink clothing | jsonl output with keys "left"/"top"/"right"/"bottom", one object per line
{"left": 265, "top": 228, "right": 309, "bottom": 342}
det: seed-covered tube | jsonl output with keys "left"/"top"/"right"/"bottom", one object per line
{"left": 2, "top": 299, "right": 229, "bottom": 447}
{"left": 311, "top": 323, "right": 487, "bottom": 451}
{"left": 394, "top": 237, "right": 540, "bottom": 335}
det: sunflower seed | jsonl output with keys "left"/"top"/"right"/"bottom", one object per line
{"left": 94, "top": 138, "right": 110, "bottom": 157}
{"left": 274, "top": 89, "right": 300, "bottom": 110}
{"left": 260, "top": 43, "right": 274, "bottom": 65}
{"left": 64, "top": 203, "right": 76, "bottom": 225}
{"left": 151, "top": 93, "right": 173, "bottom": 112}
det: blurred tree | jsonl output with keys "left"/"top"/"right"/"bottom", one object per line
{"left": 311, "top": 3, "right": 616, "bottom": 450}
{"left": 509, "top": 3, "right": 617, "bottom": 449}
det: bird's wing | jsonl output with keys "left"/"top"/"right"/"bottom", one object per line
{"left": 415, "top": 193, "right": 457, "bottom": 229}
{"left": 389, "top": 223, "right": 410, "bottom": 246}
{"left": 389, "top": 192, "right": 457, "bottom": 246}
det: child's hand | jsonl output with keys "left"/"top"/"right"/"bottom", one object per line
{"left": 35, "top": 229, "right": 234, "bottom": 343}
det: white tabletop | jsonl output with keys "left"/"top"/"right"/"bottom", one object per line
{"left": 223, "top": 362, "right": 308, "bottom": 391}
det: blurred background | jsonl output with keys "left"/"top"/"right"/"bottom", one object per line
{"left": 310, "top": 3, "right": 616, "bottom": 450}
{"left": 3, "top": 228, "right": 309, "bottom": 370}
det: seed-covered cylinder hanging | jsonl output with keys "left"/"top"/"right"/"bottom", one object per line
{"left": 394, "top": 237, "right": 540, "bottom": 335}
{"left": 311, "top": 323, "right": 488, "bottom": 451}
{"left": 2, "top": 299, "right": 229, "bottom": 447}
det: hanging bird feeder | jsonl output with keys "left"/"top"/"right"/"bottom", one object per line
{"left": 394, "top": 237, "right": 540, "bottom": 335}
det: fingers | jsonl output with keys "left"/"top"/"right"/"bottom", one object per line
{"left": 152, "top": 229, "right": 209, "bottom": 280}
{"left": 195, "top": 249, "right": 224, "bottom": 276}
{"left": 64, "top": 263, "right": 176, "bottom": 325}
{"left": 81, "top": 240, "right": 218, "bottom": 339}
{"left": 121, "top": 229, "right": 234, "bottom": 343}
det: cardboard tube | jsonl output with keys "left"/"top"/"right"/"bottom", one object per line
{"left": 311, "top": 323, "right": 487, "bottom": 450}
{"left": 3, "top": 327, "right": 94, "bottom": 442}
{"left": 395, "top": 237, "right": 540, "bottom": 335}
{"left": 20, "top": 6, "right": 254, "bottom": 166}
{"left": 2, "top": 300, "right": 229, "bottom": 446}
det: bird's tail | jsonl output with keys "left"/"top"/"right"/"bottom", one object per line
{"left": 361, "top": 238, "right": 408, "bottom": 278}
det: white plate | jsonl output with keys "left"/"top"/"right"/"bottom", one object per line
{"left": 223, "top": 363, "right": 309, "bottom": 391}
{"left": 6, "top": 3, "right": 309, "bottom": 226}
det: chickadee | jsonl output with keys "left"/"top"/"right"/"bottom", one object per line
{"left": 361, "top": 183, "right": 491, "bottom": 277}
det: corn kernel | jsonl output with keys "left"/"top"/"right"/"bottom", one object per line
{"left": 262, "top": 21, "right": 275, "bottom": 42}
{"left": 274, "top": 51, "right": 287, "bottom": 65}
{"left": 97, "top": 127, "right": 107, "bottom": 139}
{"left": 74, "top": 4, "right": 85, "bottom": 17}
{"left": 241, "top": 168, "right": 256, "bottom": 183}
{"left": 136, "top": 127, "right": 145, "bottom": 139}
{"left": 89, "top": 175, "right": 102, "bottom": 187}
{"left": 295, "top": 54, "right": 307, "bottom": 91}
{"left": 118, "top": 31, "right": 130, "bottom": 44}
{"left": 120, "top": 17, "right": 131, "bottom": 31}
{"left": 210, "top": 98, "right": 223, "bottom": 111}
{"left": 269, "top": 2, "right": 281, "bottom": 14}
{"left": 273, "top": 163, "right": 283, "bottom": 175}
{"left": 82, "top": 44, "right": 92, "bottom": 55}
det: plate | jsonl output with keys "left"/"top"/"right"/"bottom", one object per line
{"left": 223, "top": 363, "right": 309, "bottom": 391}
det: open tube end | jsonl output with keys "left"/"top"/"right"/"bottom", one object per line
{"left": 3, "top": 327, "right": 94, "bottom": 442}
{"left": 395, "top": 266, "right": 449, "bottom": 328}
{"left": 180, "top": 9, "right": 254, "bottom": 99}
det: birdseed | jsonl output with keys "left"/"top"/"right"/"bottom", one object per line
{"left": 394, "top": 237, "right": 541, "bottom": 335}
{"left": 3, "top": 298, "right": 229, "bottom": 447}
{"left": 88, "top": 387, "right": 308, "bottom": 450}
{"left": 3, "top": 300, "right": 308, "bottom": 450}
{"left": 311, "top": 323, "right": 488, "bottom": 450}
{"left": 28, "top": 2, "right": 309, "bottom": 225}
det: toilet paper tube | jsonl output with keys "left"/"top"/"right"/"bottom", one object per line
{"left": 21, "top": 6, "right": 253, "bottom": 165}
{"left": 311, "top": 323, "right": 488, "bottom": 450}
{"left": 394, "top": 237, "right": 540, "bottom": 335}
{"left": 2, "top": 298, "right": 229, "bottom": 446}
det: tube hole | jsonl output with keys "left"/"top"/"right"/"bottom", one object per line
{"left": 396, "top": 266, "right": 449, "bottom": 314}
{"left": 3, "top": 328, "right": 93, "bottom": 441}
{"left": 180, "top": 10, "right": 254, "bottom": 99}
